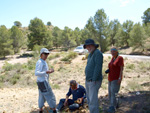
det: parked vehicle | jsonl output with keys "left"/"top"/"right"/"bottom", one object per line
{"left": 73, "top": 45, "right": 88, "bottom": 55}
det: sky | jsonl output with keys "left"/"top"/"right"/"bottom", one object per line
{"left": 0, "top": 0, "right": 150, "bottom": 30}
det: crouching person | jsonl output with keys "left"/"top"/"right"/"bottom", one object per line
{"left": 35, "top": 48, "right": 57, "bottom": 113}
{"left": 56, "top": 80, "right": 86, "bottom": 111}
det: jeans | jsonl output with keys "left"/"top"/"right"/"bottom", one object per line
{"left": 86, "top": 80, "right": 102, "bottom": 113}
{"left": 37, "top": 81, "right": 56, "bottom": 109}
{"left": 108, "top": 80, "right": 120, "bottom": 107}
{"left": 57, "top": 99, "right": 79, "bottom": 111}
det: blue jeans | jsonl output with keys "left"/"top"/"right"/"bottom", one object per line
{"left": 57, "top": 99, "right": 80, "bottom": 111}
{"left": 86, "top": 80, "right": 102, "bottom": 113}
{"left": 108, "top": 80, "right": 120, "bottom": 107}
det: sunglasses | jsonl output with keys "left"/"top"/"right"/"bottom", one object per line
{"left": 43, "top": 53, "right": 49, "bottom": 55}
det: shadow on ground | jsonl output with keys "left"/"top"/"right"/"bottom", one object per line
{"left": 99, "top": 91, "right": 150, "bottom": 113}
{"left": 17, "top": 53, "right": 33, "bottom": 58}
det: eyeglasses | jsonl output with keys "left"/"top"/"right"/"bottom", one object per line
{"left": 43, "top": 53, "right": 49, "bottom": 55}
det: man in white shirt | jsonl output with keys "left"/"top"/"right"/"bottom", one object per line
{"left": 35, "top": 48, "right": 56, "bottom": 113}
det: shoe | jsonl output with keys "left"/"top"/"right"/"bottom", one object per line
{"left": 107, "top": 106, "right": 115, "bottom": 113}
{"left": 39, "top": 111, "right": 43, "bottom": 113}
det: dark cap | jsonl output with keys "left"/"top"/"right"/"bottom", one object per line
{"left": 83, "top": 39, "right": 99, "bottom": 49}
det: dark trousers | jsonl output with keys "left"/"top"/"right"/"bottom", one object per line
{"left": 57, "top": 99, "right": 80, "bottom": 111}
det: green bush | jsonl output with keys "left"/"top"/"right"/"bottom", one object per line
{"left": 139, "top": 62, "right": 150, "bottom": 71}
{"left": 10, "top": 74, "right": 20, "bottom": 85}
{"left": 2, "top": 62, "right": 13, "bottom": 71}
{"left": 61, "top": 52, "right": 77, "bottom": 62}
{"left": 50, "top": 83, "right": 60, "bottom": 89}
{"left": 0, "top": 75, "right": 5, "bottom": 82}
{"left": 48, "top": 53, "right": 60, "bottom": 60}
{"left": 27, "top": 60, "right": 36, "bottom": 70}
{"left": 126, "top": 63, "right": 135, "bottom": 70}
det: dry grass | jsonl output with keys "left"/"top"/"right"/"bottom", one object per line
{"left": 0, "top": 53, "right": 150, "bottom": 112}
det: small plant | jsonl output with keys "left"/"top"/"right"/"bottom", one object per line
{"left": 50, "top": 83, "right": 60, "bottom": 89}
{"left": 108, "top": 56, "right": 111, "bottom": 59}
{"left": 10, "top": 74, "right": 21, "bottom": 85}
{"left": 126, "top": 63, "right": 135, "bottom": 70}
{"left": 2, "top": 62, "right": 13, "bottom": 71}
{"left": 61, "top": 52, "right": 77, "bottom": 62}
{"left": 48, "top": 53, "right": 60, "bottom": 60}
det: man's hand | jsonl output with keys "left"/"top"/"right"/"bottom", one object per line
{"left": 46, "top": 69, "right": 54, "bottom": 74}
{"left": 64, "top": 100, "right": 68, "bottom": 106}
{"left": 77, "top": 98, "right": 83, "bottom": 104}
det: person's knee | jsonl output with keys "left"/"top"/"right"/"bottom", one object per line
{"left": 69, "top": 104, "right": 79, "bottom": 110}
{"left": 60, "top": 99, "right": 65, "bottom": 103}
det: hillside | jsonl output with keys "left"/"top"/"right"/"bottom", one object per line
{"left": 0, "top": 51, "right": 150, "bottom": 113}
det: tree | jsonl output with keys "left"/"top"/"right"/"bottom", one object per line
{"left": 10, "top": 26, "right": 24, "bottom": 53}
{"left": 28, "top": 17, "right": 47, "bottom": 50}
{"left": 0, "top": 25, "right": 13, "bottom": 58}
{"left": 73, "top": 27, "right": 81, "bottom": 46}
{"left": 86, "top": 9, "right": 109, "bottom": 52}
{"left": 108, "top": 19, "right": 121, "bottom": 46}
{"left": 115, "top": 20, "right": 133, "bottom": 47}
{"left": 14, "top": 21, "right": 22, "bottom": 27}
{"left": 81, "top": 28, "right": 92, "bottom": 44}
{"left": 143, "top": 23, "right": 150, "bottom": 37}
{"left": 129, "top": 23, "right": 146, "bottom": 51}
{"left": 43, "top": 30, "right": 53, "bottom": 49}
{"left": 47, "top": 21, "right": 52, "bottom": 26}
{"left": 142, "top": 8, "right": 150, "bottom": 25}
{"left": 52, "top": 26, "right": 62, "bottom": 48}
{"left": 62, "top": 26, "right": 75, "bottom": 48}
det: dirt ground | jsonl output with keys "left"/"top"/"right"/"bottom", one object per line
{"left": 0, "top": 53, "right": 150, "bottom": 113}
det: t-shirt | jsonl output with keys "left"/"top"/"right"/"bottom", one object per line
{"left": 66, "top": 84, "right": 86, "bottom": 101}
{"left": 108, "top": 56, "right": 124, "bottom": 82}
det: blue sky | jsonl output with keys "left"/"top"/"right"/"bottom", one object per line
{"left": 0, "top": 0, "right": 149, "bottom": 30}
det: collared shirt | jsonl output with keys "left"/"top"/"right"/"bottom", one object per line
{"left": 35, "top": 58, "right": 49, "bottom": 82}
{"left": 66, "top": 84, "right": 86, "bottom": 101}
{"left": 108, "top": 56, "right": 124, "bottom": 81}
{"left": 85, "top": 49, "right": 103, "bottom": 81}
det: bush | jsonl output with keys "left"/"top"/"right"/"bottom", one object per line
{"left": 2, "top": 62, "right": 13, "bottom": 71}
{"left": 61, "top": 52, "right": 77, "bottom": 62}
{"left": 50, "top": 83, "right": 60, "bottom": 89}
{"left": 10, "top": 74, "right": 20, "bottom": 85}
{"left": 48, "top": 53, "right": 60, "bottom": 60}
{"left": 27, "top": 60, "right": 36, "bottom": 70}
{"left": 0, "top": 75, "right": 5, "bottom": 82}
{"left": 126, "top": 64, "right": 135, "bottom": 70}
{"left": 139, "top": 62, "right": 150, "bottom": 71}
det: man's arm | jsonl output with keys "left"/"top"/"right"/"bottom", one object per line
{"left": 35, "top": 61, "right": 47, "bottom": 77}
{"left": 64, "top": 88, "right": 71, "bottom": 106}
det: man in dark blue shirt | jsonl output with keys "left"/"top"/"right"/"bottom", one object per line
{"left": 56, "top": 80, "right": 86, "bottom": 111}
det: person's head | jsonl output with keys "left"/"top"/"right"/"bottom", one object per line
{"left": 111, "top": 47, "right": 118, "bottom": 58}
{"left": 83, "top": 39, "right": 99, "bottom": 53}
{"left": 40, "top": 48, "right": 50, "bottom": 60}
{"left": 70, "top": 80, "right": 77, "bottom": 90}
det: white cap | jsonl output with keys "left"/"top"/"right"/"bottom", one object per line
{"left": 40, "top": 48, "right": 50, "bottom": 56}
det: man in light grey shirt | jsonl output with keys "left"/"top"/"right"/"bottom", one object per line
{"left": 35, "top": 48, "right": 56, "bottom": 113}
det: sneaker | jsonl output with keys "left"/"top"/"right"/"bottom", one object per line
{"left": 107, "top": 106, "right": 115, "bottom": 113}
